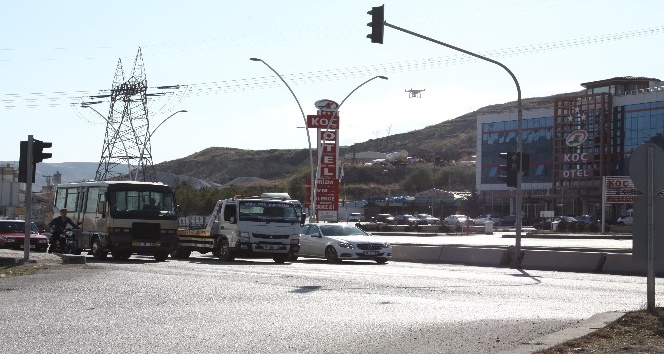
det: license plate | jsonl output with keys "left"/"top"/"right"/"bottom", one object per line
{"left": 262, "top": 245, "right": 277, "bottom": 250}
{"left": 132, "top": 241, "right": 154, "bottom": 247}
{"left": 20, "top": 245, "right": 36, "bottom": 249}
{"left": 364, "top": 251, "right": 378, "bottom": 256}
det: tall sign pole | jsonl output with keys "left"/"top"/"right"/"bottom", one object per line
{"left": 23, "top": 135, "right": 34, "bottom": 261}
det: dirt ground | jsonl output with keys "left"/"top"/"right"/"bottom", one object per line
{"left": 534, "top": 308, "right": 664, "bottom": 353}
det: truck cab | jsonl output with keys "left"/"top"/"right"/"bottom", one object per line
{"left": 209, "top": 193, "right": 306, "bottom": 263}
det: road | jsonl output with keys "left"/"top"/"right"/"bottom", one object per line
{"left": 1, "top": 252, "right": 659, "bottom": 354}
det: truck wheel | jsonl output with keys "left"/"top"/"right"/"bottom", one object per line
{"left": 91, "top": 238, "right": 107, "bottom": 260}
{"left": 273, "top": 254, "right": 289, "bottom": 263}
{"left": 111, "top": 251, "right": 123, "bottom": 260}
{"left": 171, "top": 248, "right": 191, "bottom": 259}
{"left": 154, "top": 252, "right": 169, "bottom": 262}
{"left": 217, "top": 238, "right": 234, "bottom": 262}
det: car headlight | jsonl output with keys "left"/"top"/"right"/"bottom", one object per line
{"left": 337, "top": 241, "right": 354, "bottom": 249}
{"left": 38, "top": 239, "right": 48, "bottom": 244}
{"left": 383, "top": 242, "right": 391, "bottom": 248}
{"left": 7, "top": 237, "right": 15, "bottom": 243}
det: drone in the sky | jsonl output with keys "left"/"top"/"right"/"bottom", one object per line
{"left": 405, "top": 88, "right": 425, "bottom": 98}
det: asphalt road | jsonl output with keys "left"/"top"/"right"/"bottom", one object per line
{"left": 1, "top": 252, "right": 659, "bottom": 354}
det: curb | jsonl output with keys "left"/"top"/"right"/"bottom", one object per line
{"left": 497, "top": 311, "right": 626, "bottom": 354}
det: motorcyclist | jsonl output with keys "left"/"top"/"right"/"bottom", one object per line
{"left": 47, "top": 208, "right": 78, "bottom": 253}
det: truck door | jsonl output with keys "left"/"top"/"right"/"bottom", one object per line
{"left": 219, "top": 203, "right": 237, "bottom": 246}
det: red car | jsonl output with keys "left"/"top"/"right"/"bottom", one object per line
{"left": 0, "top": 220, "right": 49, "bottom": 252}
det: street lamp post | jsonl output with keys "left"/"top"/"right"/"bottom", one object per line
{"left": 382, "top": 22, "right": 524, "bottom": 268}
{"left": 250, "top": 58, "right": 316, "bottom": 219}
{"left": 136, "top": 109, "right": 188, "bottom": 181}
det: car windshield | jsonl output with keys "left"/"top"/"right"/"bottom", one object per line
{"left": 0, "top": 221, "right": 39, "bottom": 233}
{"left": 319, "top": 224, "right": 368, "bottom": 237}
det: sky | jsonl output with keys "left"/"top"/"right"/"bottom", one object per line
{"left": 2, "top": 0, "right": 664, "bottom": 164}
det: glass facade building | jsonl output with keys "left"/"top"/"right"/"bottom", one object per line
{"left": 476, "top": 76, "right": 664, "bottom": 223}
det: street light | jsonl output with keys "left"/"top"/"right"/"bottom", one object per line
{"left": 136, "top": 109, "right": 188, "bottom": 181}
{"left": 381, "top": 21, "right": 524, "bottom": 268}
{"left": 250, "top": 57, "right": 316, "bottom": 219}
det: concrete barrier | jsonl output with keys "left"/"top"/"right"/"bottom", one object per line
{"left": 601, "top": 253, "right": 664, "bottom": 276}
{"left": 392, "top": 245, "right": 443, "bottom": 263}
{"left": 439, "top": 246, "right": 509, "bottom": 267}
{"left": 521, "top": 250, "right": 605, "bottom": 272}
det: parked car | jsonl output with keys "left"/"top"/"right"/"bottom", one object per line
{"left": 393, "top": 214, "right": 420, "bottom": 226}
{"left": 414, "top": 213, "right": 440, "bottom": 225}
{"left": 496, "top": 215, "right": 517, "bottom": 226}
{"left": 443, "top": 214, "right": 472, "bottom": 227}
{"left": 534, "top": 216, "right": 578, "bottom": 230}
{"left": 617, "top": 209, "right": 633, "bottom": 226}
{"left": 473, "top": 213, "right": 502, "bottom": 225}
{"left": 297, "top": 223, "right": 392, "bottom": 264}
{"left": 372, "top": 214, "right": 394, "bottom": 224}
{"left": 0, "top": 220, "right": 49, "bottom": 252}
{"left": 347, "top": 213, "right": 365, "bottom": 222}
{"left": 575, "top": 215, "right": 599, "bottom": 225}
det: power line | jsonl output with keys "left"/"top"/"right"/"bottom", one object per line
{"left": 2, "top": 25, "right": 663, "bottom": 109}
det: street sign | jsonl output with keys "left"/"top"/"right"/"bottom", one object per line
{"left": 629, "top": 142, "right": 664, "bottom": 193}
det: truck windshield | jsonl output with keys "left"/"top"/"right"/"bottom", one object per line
{"left": 109, "top": 189, "right": 177, "bottom": 220}
{"left": 238, "top": 201, "right": 299, "bottom": 223}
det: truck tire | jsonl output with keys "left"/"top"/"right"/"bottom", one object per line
{"left": 154, "top": 252, "right": 169, "bottom": 262}
{"left": 171, "top": 248, "right": 191, "bottom": 259}
{"left": 217, "top": 238, "right": 234, "bottom": 262}
{"left": 273, "top": 254, "right": 289, "bottom": 263}
{"left": 91, "top": 238, "right": 107, "bottom": 260}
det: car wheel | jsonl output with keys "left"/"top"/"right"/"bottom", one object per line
{"left": 375, "top": 257, "right": 388, "bottom": 264}
{"left": 217, "top": 238, "right": 234, "bottom": 262}
{"left": 91, "top": 238, "right": 107, "bottom": 260}
{"left": 325, "top": 246, "right": 341, "bottom": 263}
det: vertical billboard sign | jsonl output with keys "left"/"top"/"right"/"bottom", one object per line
{"left": 306, "top": 99, "right": 340, "bottom": 221}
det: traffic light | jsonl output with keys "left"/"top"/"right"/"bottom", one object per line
{"left": 366, "top": 5, "right": 384, "bottom": 44}
{"left": 17, "top": 139, "right": 52, "bottom": 183}
{"left": 520, "top": 152, "right": 530, "bottom": 177}
{"left": 498, "top": 152, "right": 517, "bottom": 188}
{"left": 18, "top": 141, "right": 28, "bottom": 183}
{"left": 33, "top": 139, "right": 52, "bottom": 163}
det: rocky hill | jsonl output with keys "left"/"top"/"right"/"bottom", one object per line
{"left": 155, "top": 91, "right": 582, "bottom": 184}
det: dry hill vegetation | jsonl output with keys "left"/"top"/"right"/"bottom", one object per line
{"left": 155, "top": 91, "right": 583, "bottom": 210}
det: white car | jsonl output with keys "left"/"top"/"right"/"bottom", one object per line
{"left": 443, "top": 214, "right": 472, "bottom": 227}
{"left": 347, "top": 213, "right": 365, "bottom": 222}
{"left": 296, "top": 223, "right": 392, "bottom": 264}
{"left": 472, "top": 213, "right": 502, "bottom": 225}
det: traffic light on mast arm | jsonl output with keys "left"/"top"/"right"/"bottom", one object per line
{"left": 367, "top": 5, "right": 384, "bottom": 44}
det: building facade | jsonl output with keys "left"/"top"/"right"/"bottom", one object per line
{"left": 476, "top": 76, "right": 664, "bottom": 223}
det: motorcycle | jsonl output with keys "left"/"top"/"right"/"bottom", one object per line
{"left": 50, "top": 228, "right": 78, "bottom": 254}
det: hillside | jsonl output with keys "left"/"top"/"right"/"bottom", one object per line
{"left": 155, "top": 90, "right": 582, "bottom": 184}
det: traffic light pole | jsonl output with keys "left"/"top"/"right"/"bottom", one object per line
{"left": 381, "top": 21, "right": 524, "bottom": 266}
{"left": 23, "top": 135, "right": 34, "bottom": 261}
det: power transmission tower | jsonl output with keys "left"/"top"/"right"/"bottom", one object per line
{"left": 95, "top": 48, "right": 156, "bottom": 182}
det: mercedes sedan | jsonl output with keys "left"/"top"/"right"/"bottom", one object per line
{"left": 296, "top": 223, "right": 392, "bottom": 264}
